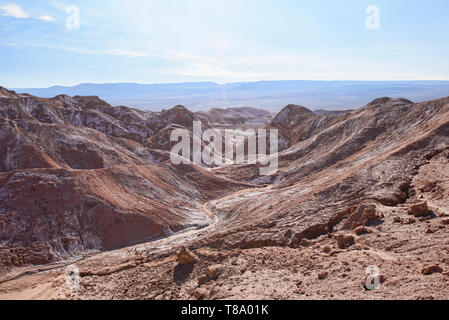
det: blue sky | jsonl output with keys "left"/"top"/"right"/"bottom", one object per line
{"left": 1, "top": 0, "right": 449, "bottom": 87}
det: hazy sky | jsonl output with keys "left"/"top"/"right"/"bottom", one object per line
{"left": 1, "top": 0, "right": 449, "bottom": 87}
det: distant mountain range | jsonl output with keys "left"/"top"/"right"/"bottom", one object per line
{"left": 10, "top": 80, "right": 449, "bottom": 112}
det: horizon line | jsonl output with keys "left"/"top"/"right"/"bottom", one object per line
{"left": 9, "top": 79, "right": 449, "bottom": 90}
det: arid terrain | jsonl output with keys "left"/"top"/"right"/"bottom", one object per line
{"left": 0, "top": 85, "right": 448, "bottom": 300}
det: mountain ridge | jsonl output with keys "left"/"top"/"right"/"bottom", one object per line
{"left": 10, "top": 80, "right": 449, "bottom": 111}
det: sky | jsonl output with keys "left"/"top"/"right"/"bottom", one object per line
{"left": 1, "top": 0, "right": 449, "bottom": 88}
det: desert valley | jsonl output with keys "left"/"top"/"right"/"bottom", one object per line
{"left": 0, "top": 85, "right": 448, "bottom": 300}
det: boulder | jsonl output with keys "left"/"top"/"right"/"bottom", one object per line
{"left": 197, "top": 275, "right": 208, "bottom": 286}
{"left": 425, "top": 226, "right": 439, "bottom": 234}
{"left": 317, "top": 271, "right": 328, "bottom": 280}
{"left": 193, "top": 288, "right": 208, "bottom": 300}
{"left": 341, "top": 205, "right": 382, "bottom": 230}
{"left": 177, "top": 246, "right": 197, "bottom": 265}
{"left": 336, "top": 234, "right": 355, "bottom": 249}
{"left": 354, "top": 226, "right": 370, "bottom": 235}
{"left": 322, "top": 246, "right": 332, "bottom": 253}
{"left": 205, "top": 264, "right": 223, "bottom": 279}
{"left": 421, "top": 265, "right": 443, "bottom": 275}
{"left": 300, "top": 238, "right": 313, "bottom": 247}
{"left": 408, "top": 202, "right": 430, "bottom": 217}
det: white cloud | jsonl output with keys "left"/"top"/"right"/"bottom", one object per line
{"left": 38, "top": 15, "right": 54, "bottom": 22}
{"left": 105, "top": 49, "right": 150, "bottom": 58}
{"left": 0, "top": 4, "right": 28, "bottom": 18}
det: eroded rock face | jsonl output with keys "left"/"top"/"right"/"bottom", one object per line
{"left": 340, "top": 205, "right": 382, "bottom": 230}
{"left": 0, "top": 164, "right": 245, "bottom": 263}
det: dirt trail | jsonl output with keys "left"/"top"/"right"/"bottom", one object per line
{"left": 121, "top": 184, "right": 272, "bottom": 256}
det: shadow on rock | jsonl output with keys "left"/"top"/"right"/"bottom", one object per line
{"left": 174, "top": 263, "right": 195, "bottom": 285}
